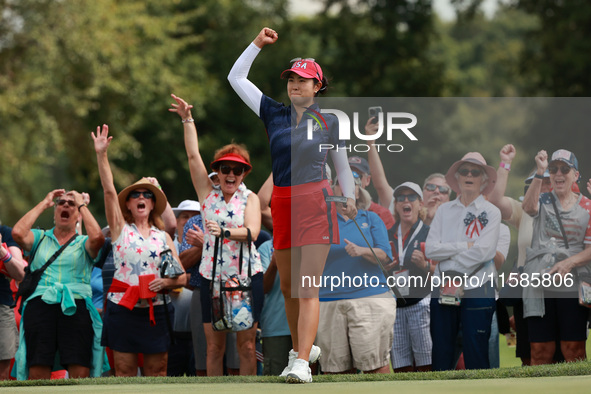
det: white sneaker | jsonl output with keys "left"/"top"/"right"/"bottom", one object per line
{"left": 279, "top": 349, "right": 298, "bottom": 377}
{"left": 309, "top": 345, "right": 321, "bottom": 364}
{"left": 286, "top": 358, "right": 312, "bottom": 383}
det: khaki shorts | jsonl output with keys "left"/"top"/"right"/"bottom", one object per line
{"left": 316, "top": 294, "right": 396, "bottom": 372}
{"left": 0, "top": 304, "right": 18, "bottom": 360}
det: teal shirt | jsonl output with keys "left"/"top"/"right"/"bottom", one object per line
{"left": 12, "top": 228, "right": 109, "bottom": 379}
{"left": 27, "top": 228, "right": 95, "bottom": 290}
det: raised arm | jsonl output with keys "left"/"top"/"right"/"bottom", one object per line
{"left": 522, "top": 150, "right": 548, "bottom": 216}
{"left": 12, "top": 189, "right": 65, "bottom": 252}
{"left": 92, "top": 124, "right": 125, "bottom": 241}
{"left": 0, "top": 230, "right": 25, "bottom": 281}
{"left": 68, "top": 190, "right": 104, "bottom": 258}
{"left": 227, "top": 28, "right": 278, "bottom": 116}
{"left": 365, "top": 118, "right": 394, "bottom": 208}
{"left": 169, "top": 94, "right": 212, "bottom": 203}
{"left": 489, "top": 144, "right": 517, "bottom": 220}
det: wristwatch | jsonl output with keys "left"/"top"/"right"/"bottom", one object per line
{"left": 224, "top": 228, "right": 231, "bottom": 238}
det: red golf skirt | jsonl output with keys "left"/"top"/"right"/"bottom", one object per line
{"left": 271, "top": 180, "right": 339, "bottom": 249}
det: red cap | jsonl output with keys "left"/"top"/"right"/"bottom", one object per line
{"left": 280, "top": 58, "right": 323, "bottom": 82}
{"left": 210, "top": 153, "right": 252, "bottom": 171}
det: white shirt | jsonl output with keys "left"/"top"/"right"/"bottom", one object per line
{"left": 426, "top": 195, "right": 501, "bottom": 289}
{"left": 497, "top": 223, "right": 511, "bottom": 261}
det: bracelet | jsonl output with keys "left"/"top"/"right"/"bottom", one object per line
{"left": 534, "top": 173, "right": 545, "bottom": 180}
{"left": 181, "top": 118, "right": 194, "bottom": 123}
{"left": 1, "top": 251, "right": 12, "bottom": 263}
{"left": 78, "top": 203, "right": 87, "bottom": 211}
{"left": 499, "top": 162, "right": 511, "bottom": 171}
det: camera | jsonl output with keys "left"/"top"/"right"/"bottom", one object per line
{"left": 368, "top": 106, "right": 383, "bottom": 124}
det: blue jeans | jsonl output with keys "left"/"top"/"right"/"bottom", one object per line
{"left": 430, "top": 284, "right": 496, "bottom": 370}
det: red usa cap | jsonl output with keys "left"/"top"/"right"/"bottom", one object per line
{"left": 280, "top": 58, "right": 323, "bottom": 82}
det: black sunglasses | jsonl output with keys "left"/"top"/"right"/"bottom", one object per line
{"left": 128, "top": 190, "right": 155, "bottom": 200}
{"left": 458, "top": 168, "right": 482, "bottom": 177}
{"left": 56, "top": 199, "right": 76, "bottom": 207}
{"left": 424, "top": 183, "right": 450, "bottom": 194}
{"left": 219, "top": 164, "right": 246, "bottom": 176}
{"left": 548, "top": 165, "right": 571, "bottom": 175}
{"left": 395, "top": 194, "right": 420, "bottom": 203}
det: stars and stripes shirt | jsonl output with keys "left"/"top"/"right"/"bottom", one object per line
{"left": 109, "top": 223, "right": 168, "bottom": 307}
{"left": 199, "top": 183, "right": 262, "bottom": 281}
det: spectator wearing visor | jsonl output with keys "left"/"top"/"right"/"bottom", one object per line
{"left": 170, "top": 94, "right": 264, "bottom": 376}
{"left": 386, "top": 182, "right": 432, "bottom": 372}
{"left": 426, "top": 152, "right": 501, "bottom": 371}
{"left": 521, "top": 149, "right": 591, "bottom": 365}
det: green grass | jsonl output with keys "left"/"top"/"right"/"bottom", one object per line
{"left": 1, "top": 360, "right": 591, "bottom": 388}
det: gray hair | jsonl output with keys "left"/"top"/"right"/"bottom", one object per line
{"left": 422, "top": 173, "right": 446, "bottom": 189}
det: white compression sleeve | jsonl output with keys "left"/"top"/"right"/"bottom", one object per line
{"left": 227, "top": 43, "right": 264, "bottom": 117}
{"left": 331, "top": 149, "right": 356, "bottom": 200}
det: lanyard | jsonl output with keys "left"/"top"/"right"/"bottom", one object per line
{"left": 397, "top": 221, "right": 423, "bottom": 267}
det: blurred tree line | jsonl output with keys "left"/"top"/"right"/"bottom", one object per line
{"left": 1, "top": 0, "right": 590, "bottom": 228}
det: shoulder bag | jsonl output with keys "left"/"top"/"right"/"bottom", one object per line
{"left": 16, "top": 233, "right": 77, "bottom": 309}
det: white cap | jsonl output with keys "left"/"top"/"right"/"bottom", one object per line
{"left": 172, "top": 200, "right": 201, "bottom": 217}
{"left": 393, "top": 182, "right": 423, "bottom": 200}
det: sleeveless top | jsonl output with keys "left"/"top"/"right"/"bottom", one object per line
{"left": 109, "top": 223, "right": 169, "bottom": 307}
{"left": 199, "top": 183, "right": 262, "bottom": 281}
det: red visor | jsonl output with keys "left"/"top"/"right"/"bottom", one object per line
{"left": 210, "top": 153, "right": 252, "bottom": 170}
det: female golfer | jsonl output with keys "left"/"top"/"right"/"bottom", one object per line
{"left": 228, "top": 27, "right": 357, "bottom": 383}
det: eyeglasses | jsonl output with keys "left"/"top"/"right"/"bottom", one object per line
{"left": 351, "top": 171, "right": 360, "bottom": 179}
{"left": 219, "top": 164, "right": 246, "bottom": 176}
{"left": 458, "top": 168, "right": 482, "bottom": 177}
{"left": 56, "top": 200, "right": 76, "bottom": 207}
{"left": 395, "top": 194, "right": 420, "bottom": 203}
{"left": 424, "top": 183, "right": 450, "bottom": 194}
{"left": 128, "top": 190, "right": 155, "bottom": 200}
{"left": 548, "top": 165, "right": 571, "bottom": 175}
{"left": 289, "top": 57, "right": 323, "bottom": 82}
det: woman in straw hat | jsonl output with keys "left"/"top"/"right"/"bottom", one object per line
{"left": 425, "top": 152, "right": 501, "bottom": 370}
{"left": 93, "top": 125, "right": 186, "bottom": 376}
{"left": 169, "top": 94, "right": 264, "bottom": 376}
{"left": 227, "top": 27, "right": 357, "bottom": 383}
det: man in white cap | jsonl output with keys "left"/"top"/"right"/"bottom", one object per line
{"left": 172, "top": 200, "right": 201, "bottom": 253}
